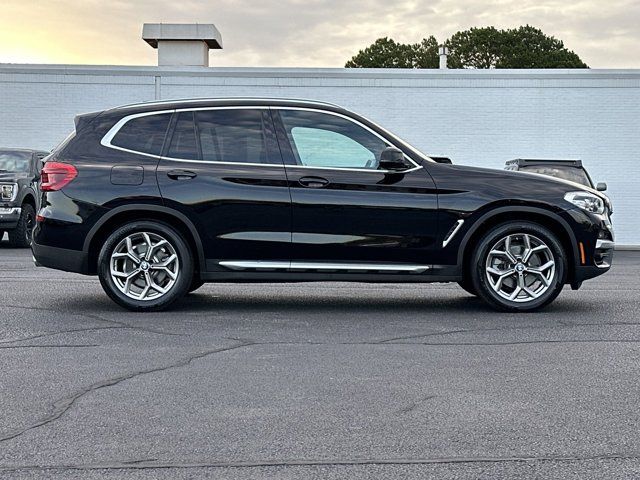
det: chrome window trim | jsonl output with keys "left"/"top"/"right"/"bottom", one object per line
{"left": 219, "top": 260, "right": 430, "bottom": 273}
{"left": 442, "top": 219, "right": 465, "bottom": 247}
{"left": 101, "top": 109, "right": 174, "bottom": 160}
{"left": 273, "top": 106, "right": 422, "bottom": 173}
{"left": 100, "top": 105, "right": 424, "bottom": 173}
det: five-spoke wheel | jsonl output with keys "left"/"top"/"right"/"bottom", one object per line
{"left": 98, "top": 221, "right": 193, "bottom": 311}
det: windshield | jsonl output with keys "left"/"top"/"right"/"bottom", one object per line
{"left": 0, "top": 151, "right": 31, "bottom": 172}
{"left": 520, "top": 165, "right": 592, "bottom": 188}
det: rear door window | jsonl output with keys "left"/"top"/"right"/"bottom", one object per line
{"left": 111, "top": 113, "right": 171, "bottom": 156}
{"left": 195, "top": 109, "right": 272, "bottom": 164}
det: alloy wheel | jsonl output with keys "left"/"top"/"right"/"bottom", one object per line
{"left": 485, "top": 233, "right": 556, "bottom": 303}
{"left": 109, "top": 232, "right": 179, "bottom": 301}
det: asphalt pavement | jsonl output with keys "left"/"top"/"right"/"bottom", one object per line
{"left": 1, "top": 241, "right": 639, "bottom": 479}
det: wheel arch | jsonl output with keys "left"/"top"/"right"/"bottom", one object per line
{"left": 84, "top": 205, "right": 205, "bottom": 275}
{"left": 21, "top": 191, "right": 36, "bottom": 210}
{"left": 458, "top": 206, "right": 579, "bottom": 284}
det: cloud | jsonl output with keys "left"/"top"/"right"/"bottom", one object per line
{"left": 0, "top": 0, "right": 638, "bottom": 67}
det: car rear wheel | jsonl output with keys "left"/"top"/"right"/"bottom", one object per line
{"left": 7, "top": 204, "right": 35, "bottom": 248}
{"left": 98, "top": 221, "right": 193, "bottom": 311}
{"left": 470, "top": 221, "right": 567, "bottom": 312}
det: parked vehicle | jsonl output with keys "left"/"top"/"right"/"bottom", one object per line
{"left": 0, "top": 148, "right": 48, "bottom": 247}
{"left": 32, "top": 98, "right": 614, "bottom": 312}
{"left": 505, "top": 158, "right": 607, "bottom": 191}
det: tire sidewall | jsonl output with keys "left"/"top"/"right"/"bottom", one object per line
{"left": 98, "top": 221, "right": 193, "bottom": 311}
{"left": 8, "top": 204, "right": 35, "bottom": 248}
{"left": 471, "top": 221, "right": 567, "bottom": 312}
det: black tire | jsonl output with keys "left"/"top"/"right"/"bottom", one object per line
{"left": 188, "top": 277, "right": 205, "bottom": 294}
{"left": 457, "top": 279, "right": 478, "bottom": 296}
{"left": 7, "top": 204, "right": 35, "bottom": 248}
{"left": 470, "top": 221, "right": 567, "bottom": 312}
{"left": 98, "top": 221, "right": 194, "bottom": 312}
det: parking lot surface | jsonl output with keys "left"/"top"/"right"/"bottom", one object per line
{"left": 1, "top": 244, "right": 639, "bottom": 479}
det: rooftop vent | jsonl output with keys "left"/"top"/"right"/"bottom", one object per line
{"left": 142, "top": 23, "right": 223, "bottom": 67}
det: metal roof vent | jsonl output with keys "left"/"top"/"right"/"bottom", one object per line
{"left": 142, "top": 23, "right": 223, "bottom": 67}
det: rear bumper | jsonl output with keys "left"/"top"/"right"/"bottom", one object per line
{"left": 31, "top": 240, "right": 89, "bottom": 274}
{"left": 0, "top": 206, "right": 21, "bottom": 229}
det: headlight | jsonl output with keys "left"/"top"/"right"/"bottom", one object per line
{"left": 1, "top": 184, "right": 15, "bottom": 201}
{"left": 564, "top": 191, "right": 605, "bottom": 214}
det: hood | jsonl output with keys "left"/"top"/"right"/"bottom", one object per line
{"left": 0, "top": 171, "right": 29, "bottom": 182}
{"left": 442, "top": 163, "right": 612, "bottom": 210}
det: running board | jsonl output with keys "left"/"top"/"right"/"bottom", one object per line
{"left": 218, "top": 261, "right": 430, "bottom": 273}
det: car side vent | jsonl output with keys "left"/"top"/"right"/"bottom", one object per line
{"left": 442, "top": 219, "right": 464, "bottom": 247}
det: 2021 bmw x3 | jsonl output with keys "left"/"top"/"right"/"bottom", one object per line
{"left": 32, "top": 98, "right": 614, "bottom": 312}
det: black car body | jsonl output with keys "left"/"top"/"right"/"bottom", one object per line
{"left": 0, "top": 148, "right": 48, "bottom": 246}
{"left": 505, "top": 158, "right": 606, "bottom": 191}
{"left": 32, "top": 98, "right": 614, "bottom": 312}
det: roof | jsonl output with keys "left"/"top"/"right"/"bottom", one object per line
{"left": 0, "top": 147, "right": 48, "bottom": 154}
{"left": 108, "top": 97, "right": 344, "bottom": 113}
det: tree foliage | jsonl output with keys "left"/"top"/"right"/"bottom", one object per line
{"left": 345, "top": 26, "right": 587, "bottom": 69}
{"left": 345, "top": 36, "right": 439, "bottom": 68}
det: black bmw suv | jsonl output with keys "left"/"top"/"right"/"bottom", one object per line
{"left": 32, "top": 98, "right": 614, "bottom": 312}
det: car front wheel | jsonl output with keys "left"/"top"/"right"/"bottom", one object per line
{"left": 471, "top": 221, "right": 567, "bottom": 312}
{"left": 98, "top": 221, "right": 193, "bottom": 311}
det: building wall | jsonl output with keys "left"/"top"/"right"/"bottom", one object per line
{"left": 0, "top": 65, "right": 638, "bottom": 245}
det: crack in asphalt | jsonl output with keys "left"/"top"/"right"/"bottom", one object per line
{"left": 2, "top": 452, "right": 640, "bottom": 472}
{"left": 2, "top": 304, "right": 184, "bottom": 338}
{"left": 0, "top": 326, "right": 121, "bottom": 345}
{"left": 395, "top": 395, "right": 437, "bottom": 415}
{"left": 0, "top": 341, "right": 252, "bottom": 444}
{"left": 0, "top": 344, "right": 100, "bottom": 349}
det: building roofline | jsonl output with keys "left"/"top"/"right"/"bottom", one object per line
{"left": 1, "top": 63, "right": 640, "bottom": 80}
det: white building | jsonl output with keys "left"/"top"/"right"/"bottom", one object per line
{"left": 0, "top": 25, "right": 638, "bottom": 245}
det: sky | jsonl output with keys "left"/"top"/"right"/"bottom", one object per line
{"left": 1, "top": 0, "right": 639, "bottom": 68}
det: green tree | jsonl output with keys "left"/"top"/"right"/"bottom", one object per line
{"left": 345, "top": 36, "right": 439, "bottom": 68}
{"left": 447, "top": 26, "right": 588, "bottom": 69}
{"left": 345, "top": 26, "right": 587, "bottom": 69}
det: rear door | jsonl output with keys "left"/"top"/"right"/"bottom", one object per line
{"left": 273, "top": 107, "right": 439, "bottom": 267}
{"left": 156, "top": 107, "right": 291, "bottom": 270}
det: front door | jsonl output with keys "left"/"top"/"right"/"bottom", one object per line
{"left": 156, "top": 108, "right": 291, "bottom": 270}
{"left": 272, "top": 108, "right": 439, "bottom": 267}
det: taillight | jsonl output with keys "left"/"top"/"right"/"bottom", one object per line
{"left": 40, "top": 162, "right": 77, "bottom": 191}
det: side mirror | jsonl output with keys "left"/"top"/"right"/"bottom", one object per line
{"left": 379, "top": 147, "right": 408, "bottom": 171}
{"left": 596, "top": 182, "right": 607, "bottom": 192}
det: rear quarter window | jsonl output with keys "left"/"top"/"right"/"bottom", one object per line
{"left": 111, "top": 113, "right": 171, "bottom": 156}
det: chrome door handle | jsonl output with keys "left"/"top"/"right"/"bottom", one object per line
{"left": 167, "top": 169, "right": 197, "bottom": 180}
{"left": 299, "top": 176, "right": 329, "bottom": 188}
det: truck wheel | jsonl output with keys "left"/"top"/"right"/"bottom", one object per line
{"left": 7, "top": 204, "right": 36, "bottom": 248}
{"left": 470, "top": 221, "right": 567, "bottom": 312}
{"left": 98, "top": 221, "right": 193, "bottom": 312}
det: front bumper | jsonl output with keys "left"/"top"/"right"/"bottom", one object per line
{"left": 0, "top": 206, "right": 21, "bottom": 229}
{"left": 31, "top": 240, "right": 89, "bottom": 274}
